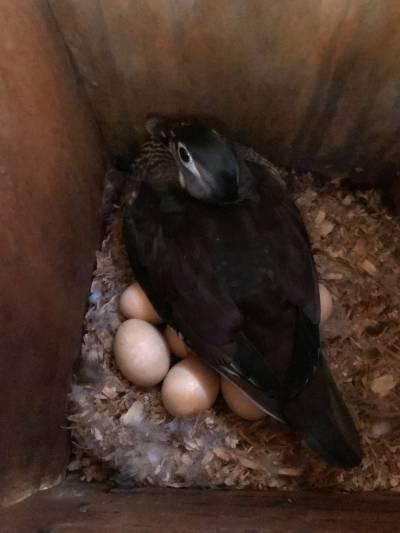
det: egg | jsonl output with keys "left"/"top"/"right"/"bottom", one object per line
{"left": 164, "top": 326, "right": 192, "bottom": 358}
{"left": 221, "top": 377, "right": 266, "bottom": 420}
{"left": 119, "top": 282, "right": 161, "bottom": 324}
{"left": 319, "top": 283, "right": 333, "bottom": 322}
{"left": 114, "top": 319, "right": 170, "bottom": 387}
{"left": 161, "top": 358, "right": 219, "bottom": 417}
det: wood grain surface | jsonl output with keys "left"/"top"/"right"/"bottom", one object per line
{"left": 2, "top": 480, "right": 400, "bottom": 532}
{"left": 50, "top": 0, "right": 400, "bottom": 189}
{"left": 0, "top": 0, "right": 104, "bottom": 506}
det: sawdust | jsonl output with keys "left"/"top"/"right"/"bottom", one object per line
{"left": 68, "top": 169, "right": 400, "bottom": 492}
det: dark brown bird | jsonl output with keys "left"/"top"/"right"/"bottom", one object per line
{"left": 123, "top": 116, "right": 362, "bottom": 469}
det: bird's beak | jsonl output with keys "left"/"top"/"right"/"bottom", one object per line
{"left": 178, "top": 171, "right": 186, "bottom": 189}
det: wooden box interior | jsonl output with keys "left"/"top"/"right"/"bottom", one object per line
{"left": 1, "top": 1, "right": 400, "bottom": 530}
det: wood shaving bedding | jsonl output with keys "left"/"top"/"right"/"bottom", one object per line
{"left": 68, "top": 168, "right": 400, "bottom": 492}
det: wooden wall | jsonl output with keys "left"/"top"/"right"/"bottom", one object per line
{"left": 50, "top": 0, "right": 400, "bottom": 188}
{"left": 0, "top": 0, "right": 104, "bottom": 505}
{"left": 3, "top": 481, "right": 400, "bottom": 533}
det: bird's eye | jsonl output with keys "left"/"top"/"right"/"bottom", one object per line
{"left": 178, "top": 144, "right": 191, "bottom": 164}
{"left": 176, "top": 142, "right": 201, "bottom": 179}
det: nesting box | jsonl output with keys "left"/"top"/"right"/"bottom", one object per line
{"left": 1, "top": 1, "right": 400, "bottom": 530}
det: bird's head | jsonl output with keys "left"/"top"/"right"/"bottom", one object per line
{"left": 145, "top": 116, "right": 241, "bottom": 204}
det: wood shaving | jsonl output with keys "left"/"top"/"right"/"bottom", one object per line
{"left": 370, "top": 375, "right": 398, "bottom": 398}
{"left": 68, "top": 169, "right": 400, "bottom": 492}
{"left": 361, "top": 259, "right": 378, "bottom": 276}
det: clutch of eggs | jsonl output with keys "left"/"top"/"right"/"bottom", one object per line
{"left": 161, "top": 358, "right": 219, "bottom": 416}
{"left": 164, "top": 326, "right": 193, "bottom": 358}
{"left": 221, "top": 378, "right": 266, "bottom": 421}
{"left": 114, "top": 318, "right": 170, "bottom": 387}
{"left": 319, "top": 283, "right": 333, "bottom": 322}
{"left": 119, "top": 282, "right": 161, "bottom": 324}
{"left": 114, "top": 282, "right": 334, "bottom": 418}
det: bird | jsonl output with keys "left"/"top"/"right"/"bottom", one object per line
{"left": 122, "top": 115, "right": 362, "bottom": 469}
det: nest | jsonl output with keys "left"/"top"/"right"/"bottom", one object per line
{"left": 68, "top": 168, "right": 400, "bottom": 491}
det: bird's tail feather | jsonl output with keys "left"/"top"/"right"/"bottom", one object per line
{"left": 282, "top": 356, "right": 362, "bottom": 469}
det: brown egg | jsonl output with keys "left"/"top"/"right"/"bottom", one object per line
{"left": 164, "top": 326, "right": 192, "bottom": 358}
{"left": 161, "top": 358, "right": 219, "bottom": 417}
{"left": 319, "top": 283, "right": 333, "bottom": 322}
{"left": 119, "top": 282, "right": 161, "bottom": 324}
{"left": 221, "top": 377, "right": 266, "bottom": 421}
{"left": 114, "top": 319, "right": 170, "bottom": 387}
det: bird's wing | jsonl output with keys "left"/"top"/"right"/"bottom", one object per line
{"left": 124, "top": 171, "right": 320, "bottom": 402}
